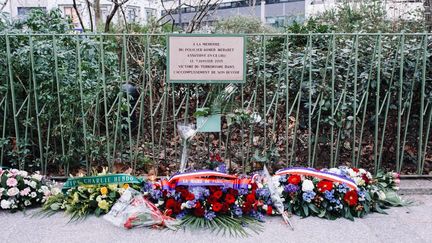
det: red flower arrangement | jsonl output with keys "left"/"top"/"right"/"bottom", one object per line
{"left": 288, "top": 175, "right": 301, "bottom": 185}
{"left": 344, "top": 190, "right": 358, "bottom": 206}
{"left": 317, "top": 180, "right": 333, "bottom": 192}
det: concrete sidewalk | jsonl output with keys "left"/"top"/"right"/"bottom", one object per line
{"left": 0, "top": 194, "right": 431, "bottom": 243}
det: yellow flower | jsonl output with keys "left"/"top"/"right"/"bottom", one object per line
{"left": 72, "top": 192, "right": 79, "bottom": 204}
{"left": 122, "top": 184, "right": 129, "bottom": 189}
{"left": 100, "top": 187, "right": 108, "bottom": 195}
{"left": 98, "top": 200, "right": 109, "bottom": 211}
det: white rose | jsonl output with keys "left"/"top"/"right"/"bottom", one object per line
{"left": 30, "top": 192, "right": 37, "bottom": 198}
{"left": 32, "top": 173, "right": 43, "bottom": 181}
{"left": 1, "top": 199, "right": 11, "bottom": 209}
{"left": 302, "top": 179, "right": 315, "bottom": 191}
{"left": 51, "top": 187, "right": 61, "bottom": 195}
{"left": 354, "top": 177, "right": 365, "bottom": 186}
{"left": 24, "top": 200, "right": 31, "bottom": 206}
{"left": 29, "top": 181, "right": 37, "bottom": 189}
{"left": 7, "top": 187, "right": 19, "bottom": 197}
{"left": 18, "top": 170, "right": 28, "bottom": 177}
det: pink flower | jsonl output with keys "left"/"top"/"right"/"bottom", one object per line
{"left": 20, "top": 187, "right": 31, "bottom": 196}
{"left": 6, "top": 178, "right": 18, "bottom": 187}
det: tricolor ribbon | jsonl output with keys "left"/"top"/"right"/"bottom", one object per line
{"left": 161, "top": 170, "right": 250, "bottom": 189}
{"left": 275, "top": 167, "right": 358, "bottom": 190}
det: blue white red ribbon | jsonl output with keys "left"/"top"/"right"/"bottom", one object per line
{"left": 275, "top": 167, "right": 358, "bottom": 190}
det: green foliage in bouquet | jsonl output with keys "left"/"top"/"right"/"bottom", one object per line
{"left": 180, "top": 215, "right": 263, "bottom": 237}
{"left": 40, "top": 171, "right": 141, "bottom": 221}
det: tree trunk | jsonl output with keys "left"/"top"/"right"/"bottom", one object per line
{"left": 104, "top": 4, "right": 119, "bottom": 32}
{"left": 425, "top": 0, "right": 432, "bottom": 31}
{"left": 94, "top": 0, "right": 101, "bottom": 27}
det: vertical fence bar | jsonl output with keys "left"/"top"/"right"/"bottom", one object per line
{"left": 76, "top": 37, "right": 89, "bottom": 174}
{"left": 0, "top": 87, "right": 8, "bottom": 167}
{"left": 352, "top": 34, "right": 359, "bottom": 166}
{"left": 308, "top": 33, "right": 313, "bottom": 166}
{"left": 418, "top": 33, "right": 428, "bottom": 174}
{"left": 285, "top": 34, "right": 291, "bottom": 166}
{"left": 53, "top": 35, "right": 67, "bottom": 174}
{"left": 263, "top": 35, "right": 267, "bottom": 150}
{"left": 29, "top": 35, "right": 44, "bottom": 173}
{"left": 99, "top": 34, "right": 111, "bottom": 171}
{"left": 122, "top": 34, "right": 134, "bottom": 166}
{"left": 5, "top": 34, "right": 20, "bottom": 156}
{"left": 374, "top": 33, "right": 382, "bottom": 174}
{"left": 396, "top": 32, "right": 405, "bottom": 172}
{"left": 330, "top": 33, "right": 335, "bottom": 167}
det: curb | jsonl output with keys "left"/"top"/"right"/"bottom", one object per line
{"left": 399, "top": 179, "right": 432, "bottom": 195}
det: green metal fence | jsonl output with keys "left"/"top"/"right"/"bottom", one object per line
{"left": 0, "top": 33, "right": 431, "bottom": 176}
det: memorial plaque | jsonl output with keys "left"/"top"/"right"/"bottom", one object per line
{"left": 167, "top": 35, "right": 246, "bottom": 83}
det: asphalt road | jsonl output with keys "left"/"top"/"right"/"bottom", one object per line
{"left": 0, "top": 194, "right": 431, "bottom": 243}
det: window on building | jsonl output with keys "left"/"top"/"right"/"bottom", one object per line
{"left": 145, "top": 8, "right": 156, "bottom": 20}
{"left": 17, "top": 7, "right": 46, "bottom": 17}
{"left": 127, "top": 7, "right": 140, "bottom": 22}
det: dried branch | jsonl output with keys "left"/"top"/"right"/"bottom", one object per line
{"left": 73, "top": 0, "right": 86, "bottom": 32}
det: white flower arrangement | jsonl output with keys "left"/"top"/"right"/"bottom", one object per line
{"left": 0, "top": 168, "right": 56, "bottom": 211}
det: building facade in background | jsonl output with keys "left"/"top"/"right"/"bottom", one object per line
{"left": 161, "top": 0, "right": 305, "bottom": 28}
{"left": 305, "top": 0, "right": 424, "bottom": 20}
{"left": 0, "top": 0, "right": 162, "bottom": 30}
{"left": 161, "top": 0, "right": 425, "bottom": 29}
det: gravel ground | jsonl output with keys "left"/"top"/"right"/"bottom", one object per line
{"left": 0, "top": 194, "right": 431, "bottom": 243}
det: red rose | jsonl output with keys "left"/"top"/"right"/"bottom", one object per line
{"left": 225, "top": 194, "right": 236, "bottom": 205}
{"left": 220, "top": 203, "right": 230, "bottom": 213}
{"left": 266, "top": 205, "right": 273, "bottom": 215}
{"left": 250, "top": 183, "right": 258, "bottom": 191}
{"left": 194, "top": 201, "right": 201, "bottom": 209}
{"left": 124, "top": 219, "right": 133, "bottom": 229}
{"left": 212, "top": 190, "right": 223, "bottom": 199}
{"left": 209, "top": 186, "right": 219, "bottom": 193}
{"left": 166, "top": 198, "right": 176, "bottom": 209}
{"left": 193, "top": 207, "right": 205, "bottom": 217}
{"left": 362, "top": 174, "right": 370, "bottom": 184}
{"left": 165, "top": 209, "right": 173, "bottom": 216}
{"left": 207, "top": 195, "right": 218, "bottom": 204}
{"left": 185, "top": 193, "right": 195, "bottom": 201}
{"left": 212, "top": 202, "right": 223, "bottom": 212}
{"left": 242, "top": 202, "right": 252, "bottom": 213}
{"left": 288, "top": 175, "right": 301, "bottom": 185}
{"left": 173, "top": 202, "right": 182, "bottom": 214}
{"left": 175, "top": 186, "right": 187, "bottom": 193}
{"left": 317, "top": 180, "right": 333, "bottom": 192}
{"left": 344, "top": 190, "right": 358, "bottom": 206}
{"left": 246, "top": 193, "right": 256, "bottom": 204}
{"left": 228, "top": 188, "right": 239, "bottom": 196}
{"left": 353, "top": 168, "right": 360, "bottom": 173}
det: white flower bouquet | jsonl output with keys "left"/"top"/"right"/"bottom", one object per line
{"left": 0, "top": 168, "right": 59, "bottom": 212}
